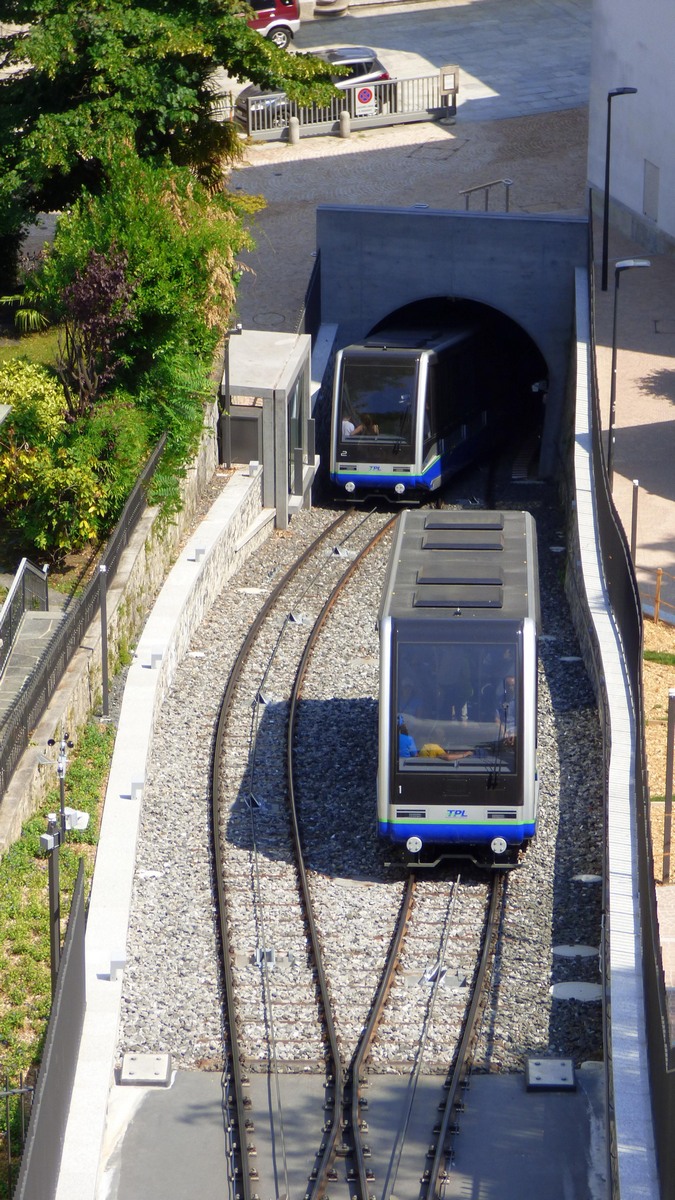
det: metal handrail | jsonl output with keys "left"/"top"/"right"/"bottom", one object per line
{"left": 0, "top": 558, "right": 50, "bottom": 680}
{"left": 459, "top": 178, "right": 513, "bottom": 212}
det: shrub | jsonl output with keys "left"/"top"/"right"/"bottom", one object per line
{"left": 0, "top": 359, "right": 66, "bottom": 444}
{"left": 0, "top": 362, "right": 150, "bottom": 556}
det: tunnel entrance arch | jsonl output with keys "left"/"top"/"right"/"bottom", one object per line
{"left": 316, "top": 206, "right": 588, "bottom": 477}
{"left": 366, "top": 295, "right": 549, "bottom": 474}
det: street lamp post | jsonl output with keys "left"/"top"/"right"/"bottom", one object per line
{"left": 219, "top": 324, "right": 243, "bottom": 468}
{"left": 607, "top": 258, "right": 650, "bottom": 490}
{"left": 601, "top": 87, "right": 637, "bottom": 292}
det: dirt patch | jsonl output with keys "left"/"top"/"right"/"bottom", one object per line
{"left": 644, "top": 617, "right": 675, "bottom": 882}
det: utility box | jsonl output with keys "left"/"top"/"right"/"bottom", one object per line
{"left": 439, "top": 63, "right": 459, "bottom": 117}
{"left": 220, "top": 329, "right": 318, "bottom": 529}
{"left": 229, "top": 403, "right": 263, "bottom": 464}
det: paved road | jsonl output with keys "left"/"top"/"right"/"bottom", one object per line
{"left": 297, "top": 0, "right": 591, "bottom": 121}
{"left": 228, "top": 0, "right": 591, "bottom": 332}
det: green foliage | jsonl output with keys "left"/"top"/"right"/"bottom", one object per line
{"left": 0, "top": 295, "right": 49, "bottom": 333}
{"left": 0, "top": 719, "right": 115, "bottom": 1082}
{"left": 0, "top": 359, "right": 65, "bottom": 443}
{"left": 1, "top": 0, "right": 295, "bottom": 557}
{"left": 28, "top": 155, "right": 258, "bottom": 363}
{"left": 10, "top": 155, "right": 245, "bottom": 547}
{"left": 0, "top": 0, "right": 336, "bottom": 230}
{"left": 0, "top": 363, "right": 150, "bottom": 556}
{"left": 644, "top": 649, "right": 675, "bottom": 667}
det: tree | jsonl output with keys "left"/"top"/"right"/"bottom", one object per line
{"left": 55, "top": 247, "right": 134, "bottom": 420}
{"left": 0, "top": 0, "right": 336, "bottom": 233}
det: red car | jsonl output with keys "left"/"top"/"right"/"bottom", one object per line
{"left": 247, "top": 0, "right": 301, "bottom": 49}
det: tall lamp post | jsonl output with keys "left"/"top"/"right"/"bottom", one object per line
{"left": 607, "top": 258, "right": 650, "bottom": 490}
{"left": 601, "top": 87, "right": 637, "bottom": 292}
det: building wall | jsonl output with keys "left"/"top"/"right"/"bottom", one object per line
{"left": 588, "top": 0, "right": 675, "bottom": 249}
{"left": 316, "top": 205, "right": 588, "bottom": 476}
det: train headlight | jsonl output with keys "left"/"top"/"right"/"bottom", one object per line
{"left": 406, "top": 835, "right": 423, "bottom": 854}
{"left": 491, "top": 836, "right": 508, "bottom": 855}
{"left": 345, "top": 481, "right": 355, "bottom": 493}
{"left": 394, "top": 483, "right": 406, "bottom": 495}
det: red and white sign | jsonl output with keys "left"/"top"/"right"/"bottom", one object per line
{"left": 354, "top": 85, "right": 377, "bottom": 117}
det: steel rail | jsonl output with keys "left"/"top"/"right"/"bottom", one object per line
{"left": 349, "top": 873, "right": 416, "bottom": 1200}
{"left": 210, "top": 509, "right": 351, "bottom": 1199}
{"left": 286, "top": 514, "right": 398, "bottom": 1198}
{"left": 427, "top": 873, "right": 504, "bottom": 1199}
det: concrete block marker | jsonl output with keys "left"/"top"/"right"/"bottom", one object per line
{"left": 120, "top": 1053, "right": 173, "bottom": 1087}
{"left": 110, "top": 952, "right": 127, "bottom": 981}
{"left": 525, "top": 1057, "right": 576, "bottom": 1091}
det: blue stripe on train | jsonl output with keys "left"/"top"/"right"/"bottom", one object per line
{"left": 331, "top": 470, "right": 438, "bottom": 492}
{"left": 379, "top": 821, "right": 536, "bottom": 846}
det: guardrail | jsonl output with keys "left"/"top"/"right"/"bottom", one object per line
{"left": 237, "top": 75, "right": 456, "bottom": 141}
{"left": 459, "top": 178, "right": 513, "bottom": 212}
{"left": 0, "top": 559, "right": 50, "bottom": 681}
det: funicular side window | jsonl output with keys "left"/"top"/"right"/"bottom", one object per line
{"left": 395, "top": 628, "right": 520, "bottom": 774}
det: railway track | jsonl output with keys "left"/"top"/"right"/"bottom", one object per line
{"left": 118, "top": 487, "right": 603, "bottom": 1199}
{"left": 210, "top": 509, "right": 506, "bottom": 1198}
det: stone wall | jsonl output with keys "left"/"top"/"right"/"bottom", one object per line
{"left": 0, "top": 406, "right": 269, "bottom": 856}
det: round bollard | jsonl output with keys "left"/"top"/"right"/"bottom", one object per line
{"left": 288, "top": 115, "right": 300, "bottom": 145}
{"left": 339, "top": 109, "right": 351, "bottom": 139}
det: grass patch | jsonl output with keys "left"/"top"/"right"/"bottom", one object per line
{"left": 0, "top": 718, "right": 115, "bottom": 1191}
{"left": 644, "top": 649, "right": 675, "bottom": 668}
{"left": 0, "top": 329, "right": 59, "bottom": 367}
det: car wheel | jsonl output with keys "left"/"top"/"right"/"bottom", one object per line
{"left": 267, "top": 26, "right": 292, "bottom": 49}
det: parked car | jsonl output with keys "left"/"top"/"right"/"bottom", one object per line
{"left": 235, "top": 45, "right": 392, "bottom": 127}
{"left": 313, "top": 0, "right": 350, "bottom": 14}
{"left": 247, "top": 0, "right": 301, "bottom": 49}
{"left": 316, "top": 46, "right": 390, "bottom": 87}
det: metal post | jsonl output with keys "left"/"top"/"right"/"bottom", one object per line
{"left": 630, "top": 480, "right": 639, "bottom": 562}
{"left": 222, "top": 339, "right": 232, "bottom": 469}
{"left": 43, "top": 563, "right": 49, "bottom": 611}
{"left": 99, "top": 564, "right": 109, "bottom": 718}
{"left": 47, "top": 814, "right": 60, "bottom": 996}
{"left": 607, "top": 271, "right": 621, "bottom": 488}
{"left": 601, "top": 88, "right": 637, "bottom": 292}
{"left": 607, "top": 260, "right": 650, "bottom": 489}
{"left": 662, "top": 689, "right": 675, "bottom": 884}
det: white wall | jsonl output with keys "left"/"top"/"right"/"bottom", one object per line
{"left": 589, "top": 0, "right": 675, "bottom": 245}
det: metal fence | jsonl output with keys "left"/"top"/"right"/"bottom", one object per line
{"left": 585, "top": 227, "right": 675, "bottom": 1198}
{"left": 12, "top": 859, "right": 86, "bottom": 1200}
{"left": 237, "top": 75, "right": 453, "bottom": 141}
{"left": 0, "top": 434, "right": 166, "bottom": 799}
{"left": 1, "top": 1074, "right": 33, "bottom": 1200}
{"left": 0, "top": 560, "right": 50, "bottom": 680}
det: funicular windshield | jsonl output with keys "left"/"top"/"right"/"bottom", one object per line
{"left": 338, "top": 354, "right": 418, "bottom": 463}
{"left": 395, "top": 628, "right": 520, "bottom": 774}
